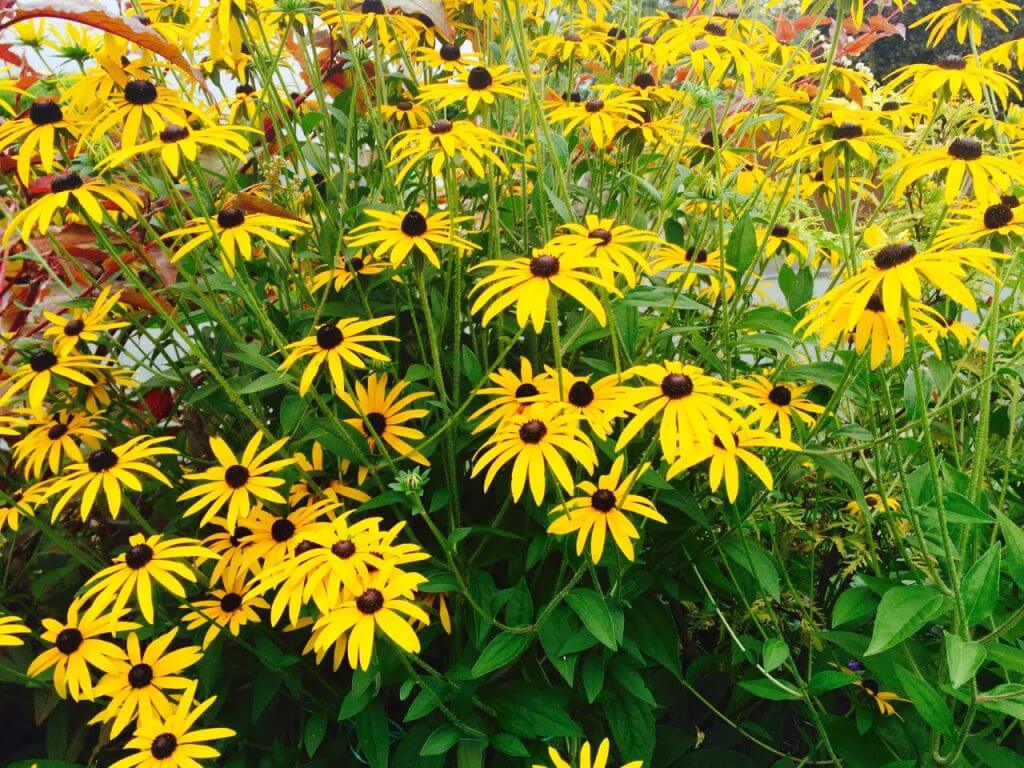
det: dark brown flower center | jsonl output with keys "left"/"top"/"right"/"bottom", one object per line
{"left": 63, "top": 319, "right": 85, "bottom": 337}
{"left": 348, "top": 256, "right": 365, "bottom": 271}
{"left": 429, "top": 118, "right": 453, "bottom": 134}
{"left": 873, "top": 242, "right": 916, "bottom": 269}
{"left": 832, "top": 122, "right": 863, "bottom": 140}
{"left": 395, "top": 100, "right": 413, "bottom": 111}
{"left": 366, "top": 411, "right": 387, "bottom": 435}
{"left": 125, "top": 543, "right": 154, "bottom": 569}
{"left": 51, "top": 172, "right": 84, "bottom": 193}
{"left": 467, "top": 66, "right": 493, "bottom": 90}
{"left": 159, "top": 124, "right": 189, "bottom": 143}
{"left": 224, "top": 464, "right": 250, "bottom": 488}
{"left": 984, "top": 203, "right": 1013, "bottom": 229}
{"left": 947, "top": 136, "right": 982, "bottom": 161}
{"left": 519, "top": 419, "right": 547, "bottom": 443}
{"left": 584, "top": 98, "right": 605, "bottom": 113}
{"left": 591, "top": 488, "right": 616, "bottom": 512}
{"left": 1002, "top": 194, "right": 1020, "bottom": 208}
{"left": 705, "top": 21, "right": 726, "bottom": 35}
{"left": 230, "top": 526, "right": 252, "bottom": 546}
{"left": 124, "top": 79, "right": 158, "bottom": 105}
{"left": 529, "top": 254, "right": 560, "bottom": 277}
{"left": 271, "top": 518, "right": 296, "bottom": 542}
{"left": 514, "top": 382, "right": 539, "bottom": 399}
{"left": 361, "top": 0, "right": 385, "bottom": 13}
{"left": 768, "top": 385, "right": 792, "bottom": 406}
{"left": 47, "top": 422, "right": 69, "bottom": 440}
{"left": 30, "top": 350, "right": 57, "bottom": 372}
{"left": 661, "top": 373, "right": 693, "bottom": 399}
{"left": 439, "top": 43, "right": 461, "bottom": 61}
{"left": 632, "top": 71, "right": 657, "bottom": 89}
{"left": 332, "top": 539, "right": 356, "bottom": 558}
{"left": 55, "top": 627, "right": 83, "bottom": 655}
{"left": 881, "top": 100, "right": 899, "bottom": 112}
{"left": 219, "top": 592, "right": 242, "bottom": 612}
{"left": 400, "top": 210, "right": 428, "bottom": 237}
{"left": 356, "top": 588, "right": 384, "bottom": 613}
{"left": 236, "top": 83, "right": 256, "bottom": 95}
{"left": 29, "top": 99, "right": 63, "bottom": 126}
{"left": 564, "top": 32, "right": 582, "bottom": 42}
{"left": 151, "top": 734, "right": 177, "bottom": 759}
{"left": 936, "top": 54, "right": 965, "bottom": 70}
{"left": 700, "top": 130, "right": 715, "bottom": 147}
{"left": 588, "top": 228, "right": 612, "bottom": 244}
{"left": 866, "top": 294, "right": 885, "bottom": 312}
{"left": 567, "top": 380, "right": 595, "bottom": 407}
{"left": 687, "top": 247, "right": 708, "bottom": 263}
{"left": 128, "top": 662, "right": 154, "bottom": 688}
{"left": 861, "top": 679, "right": 880, "bottom": 696}
{"left": 87, "top": 449, "right": 118, "bottom": 472}
{"left": 295, "top": 540, "right": 318, "bottom": 555}
{"left": 217, "top": 207, "right": 246, "bottom": 228}
{"left": 771, "top": 224, "right": 790, "bottom": 238}
{"left": 316, "top": 323, "right": 344, "bottom": 349}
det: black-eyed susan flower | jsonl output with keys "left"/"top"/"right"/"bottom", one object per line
{"left": 471, "top": 404, "right": 597, "bottom": 504}
{"left": 934, "top": 197, "right": 1024, "bottom": 247}
{"left": 100, "top": 123, "right": 258, "bottom": 176}
{"left": 85, "top": 78, "right": 203, "bottom": 149}
{"left": 548, "top": 456, "right": 666, "bottom": 562}
{"left": 340, "top": 373, "right": 433, "bottom": 467}
{"left": 469, "top": 357, "right": 554, "bottom": 433}
{"left": 886, "top": 54, "right": 1020, "bottom": 107}
{"left": 311, "top": 565, "right": 429, "bottom": 670}
{"left": 855, "top": 678, "right": 908, "bottom": 718}
{"left": 203, "top": 516, "right": 256, "bottom": 586}
{"left": 531, "top": 30, "right": 611, "bottom": 63}
{"left": 48, "top": 435, "right": 177, "bottom": 521}
{"left": 81, "top": 534, "right": 214, "bottom": 624}
{"left": 735, "top": 375, "right": 824, "bottom": 442}
{"left": 542, "top": 367, "right": 639, "bottom": 435}
{"left": 418, "top": 64, "right": 525, "bottom": 113}
{"left": 615, "top": 362, "right": 742, "bottom": 461}
{"left": 911, "top": 0, "right": 1017, "bottom": 47}
{"left": 178, "top": 433, "right": 294, "bottom": 529}
{"left": 470, "top": 250, "right": 612, "bottom": 333}
{"left": 666, "top": 423, "right": 799, "bottom": 502}
{"left": 90, "top": 629, "right": 203, "bottom": 737}
{"left": 27, "top": 599, "right": 138, "bottom": 701}
{"left": 534, "top": 738, "right": 644, "bottom": 768}
{"left": 650, "top": 243, "right": 735, "bottom": 303}
{"left": 345, "top": 205, "right": 478, "bottom": 269}
{"left": 289, "top": 442, "right": 370, "bottom": 507}
{"left": 165, "top": 205, "right": 311, "bottom": 276}
{"left": 548, "top": 215, "right": 659, "bottom": 288}
{"left": 0, "top": 485, "right": 46, "bottom": 533}
{"left": 12, "top": 411, "right": 104, "bottom": 478}
{"left": 387, "top": 118, "right": 511, "bottom": 182}
{"left": 0, "top": 614, "right": 31, "bottom": 647}
{"left": 891, "top": 136, "right": 1024, "bottom": 204}
{"left": 42, "top": 287, "right": 127, "bottom": 355}
{"left": 379, "top": 98, "right": 431, "bottom": 128}
{"left": 182, "top": 570, "right": 268, "bottom": 649}
{"left": 108, "top": 681, "right": 235, "bottom": 768}
{"left": 234, "top": 499, "right": 336, "bottom": 576}
{"left": 322, "top": 1, "right": 427, "bottom": 47}
{"left": 0, "top": 347, "right": 112, "bottom": 411}
{"left": 310, "top": 253, "right": 393, "bottom": 293}
{"left": 413, "top": 42, "right": 481, "bottom": 70}
{"left": 279, "top": 316, "right": 397, "bottom": 396}
{"left": 3, "top": 172, "right": 141, "bottom": 245}
{"left": 546, "top": 91, "right": 646, "bottom": 148}
{"left": 0, "top": 98, "right": 78, "bottom": 182}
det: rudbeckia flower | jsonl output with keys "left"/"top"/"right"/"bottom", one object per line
{"left": 278, "top": 316, "right": 397, "bottom": 396}
{"left": 472, "top": 404, "right": 597, "bottom": 504}
{"left": 666, "top": 423, "right": 799, "bottom": 502}
{"left": 387, "top": 118, "right": 511, "bottom": 182}
{"left": 81, "top": 533, "right": 214, "bottom": 624}
{"left": 418, "top": 64, "right": 525, "bottom": 113}
{"left": 232, "top": 499, "right": 336, "bottom": 576}
{"left": 12, "top": 411, "right": 104, "bottom": 478}
{"left": 345, "top": 205, "right": 478, "bottom": 269}
{"left": 934, "top": 197, "right": 1024, "bottom": 246}
{"left": 85, "top": 78, "right": 203, "bottom": 149}
{"left": 322, "top": 1, "right": 428, "bottom": 47}
{"left": 548, "top": 456, "right": 666, "bottom": 562}
{"left": 531, "top": 30, "right": 611, "bottom": 63}
{"left": 470, "top": 250, "right": 612, "bottom": 333}
{"left": 289, "top": 441, "right": 370, "bottom": 507}
{"left": 27, "top": 598, "right": 138, "bottom": 701}
{"left": 548, "top": 215, "right": 659, "bottom": 287}
{"left": 48, "top": 435, "right": 177, "bottom": 521}
{"left": 311, "top": 565, "right": 429, "bottom": 671}
{"left": 890, "top": 136, "right": 1024, "bottom": 204}
{"left": 542, "top": 367, "right": 639, "bottom": 435}
{"left": 42, "top": 286, "right": 128, "bottom": 354}
{"left": 90, "top": 629, "right": 203, "bottom": 737}
{"left": 379, "top": 98, "right": 432, "bottom": 128}
{"left": 615, "top": 362, "right": 742, "bottom": 461}
{"left": 181, "top": 570, "right": 268, "bottom": 649}
{"left": 856, "top": 678, "right": 908, "bottom": 718}
{"left": 911, "top": 0, "right": 1017, "bottom": 47}
{"left": 108, "top": 682, "right": 235, "bottom": 768}
{"left": 0, "top": 347, "right": 112, "bottom": 411}
{"left": 0, "top": 98, "right": 78, "bottom": 182}
{"left": 0, "top": 615, "right": 31, "bottom": 647}
{"left": 886, "top": 54, "right": 1020, "bottom": 107}
{"left": 340, "top": 373, "right": 433, "bottom": 468}
{"left": 469, "top": 357, "right": 554, "bottom": 433}
{"left": 534, "top": 738, "right": 644, "bottom": 768}
{"left": 310, "top": 253, "right": 393, "bottom": 293}
{"left": 178, "top": 432, "right": 294, "bottom": 529}
{"left": 165, "top": 205, "right": 311, "bottom": 276}
{"left": 735, "top": 375, "right": 824, "bottom": 442}
{"left": 546, "top": 91, "right": 646, "bottom": 148}
{"left": 650, "top": 243, "right": 735, "bottom": 303}
{"left": 100, "top": 123, "right": 258, "bottom": 176}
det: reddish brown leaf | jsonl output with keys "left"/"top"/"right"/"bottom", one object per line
{"left": 226, "top": 192, "right": 304, "bottom": 223}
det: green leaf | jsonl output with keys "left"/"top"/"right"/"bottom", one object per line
{"left": 491, "top": 734, "right": 529, "bottom": 757}
{"left": 419, "top": 726, "right": 460, "bottom": 757}
{"left": 998, "top": 511, "right": 1024, "bottom": 587}
{"left": 279, "top": 394, "right": 306, "bottom": 432}
{"left": 581, "top": 651, "right": 605, "bottom": 703}
{"left": 962, "top": 546, "right": 1000, "bottom": 626}
{"left": 866, "top": 585, "right": 947, "bottom": 655}
{"left": 470, "top": 632, "right": 531, "bottom": 678}
{"left": 304, "top": 711, "right": 328, "bottom": 757}
{"left": 778, "top": 263, "right": 814, "bottom": 314}
{"left": 832, "top": 587, "right": 880, "bottom": 628}
{"left": 969, "top": 738, "right": 1024, "bottom": 768}
{"left": 943, "top": 492, "right": 993, "bottom": 524}
{"left": 944, "top": 632, "right": 987, "bottom": 688}
{"left": 808, "top": 452, "right": 862, "bottom": 496}
{"left": 251, "top": 670, "right": 281, "bottom": 722}
{"left": 566, "top": 588, "right": 617, "bottom": 650}
{"left": 894, "top": 665, "right": 954, "bottom": 735}
{"left": 808, "top": 670, "right": 856, "bottom": 695}
{"left": 237, "top": 371, "right": 285, "bottom": 394}
{"left": 460, "top": 347, "right": 483, "bottom": 385}
{"left": 489, "top": 685, "right": 583, "bottom": 739}
{"left": 626, "top": 596, "right": 680, "bottom": 679}
{"left": 762, "top": 638, "right": 789, "bottom": 672}
{"left": 725, "top": 213, "right": 757, "bottom": 276}
{"left": 738, "top": 678, "right": 802, "bottom": 701}
{"left": 355, "top": 699, "right": 390, "bottom": 768}
{"left": 609, "top": 659, "right": 656, "bottom": 705}
{"left": 721, "top": 539, "right": 780, "bottom": 601}
{"left": 603, "top": 689, "right": 656, "bottom": 763}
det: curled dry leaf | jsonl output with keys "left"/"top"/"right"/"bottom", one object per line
{"left": 0, "top": 0, "right": 202, "bottom": 81}
{"left": 384, "top": 0, "right": 454, "bottom": 40}
{"left": 226, "top": 192, "right": 305, "bottom": 223}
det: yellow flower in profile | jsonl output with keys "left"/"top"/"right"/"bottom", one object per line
{"left": 890, "top": 136, "right": 1024, "bottom": 204}
{"left": 471, "top": 404, "right": 597, "bottom": 504}
{"left": 666, "top": 423, "right": 799, "bottom": 502}
{"left": 178, "top": 433, "right": 294, "bottom": 529}
{"left": 42, "top": 287, "right": 128, "bottom": 355}
{"left": 546, "top": 91, "right": 646, "bottom": 148}
{"left": 471, "top": 250, "right": 612, "bottom": 333}
{"left": 279, "top": 316, "right": 397, "bottom": 396}
{"left": 886, "top": 55, "right": 1020, "bottom": 107}
{"left": 109, "top": 682, "right": 235, "bottom": 768}
{"left": 469, "top": 357, "right": 554, "bottom": 434}
{"left": 548, "top": 456, "right": 666, "bottom": 562}
{"left": 345, "top": 205, "right": 478, "bottom": 269}
{"left": 0, "top": 347, "right": 112, "bottom": 411}
{"left": 735, "top": 375, "right": 824, "bottom": 442}
{"left": 48, "top": 436, "right": 177, "bottom": 521}
{"left": 340, "top": 373, "right": 433, "bottom": 468}
{"left": 100, "top": 123, "right": 258, "bottom": 176}
{"left": 911, "top": 0, "right": 1017, "bottom": 47}
{"left": 548, "top": 215, "right": 659, "bottom": 288}
{"left": 181, "top": 570, "right": 268, "bottom": 649}
{"left": 310, "top": 253, "right": 392, "bottom": 293}
{"left": 856, "top": 677, "right": 908, "bottom": 717}
{"left": 90, "top": 629, "right": 203, "bottom": 737}
{"left": 387, "top": 118, "right": 511, "bottom": 182}
{"left": 12, "top": 411, "right": 104, "bottom": 478}
{"left": 418, "top": 64, "right": 526, "bottom": 113}
{"left": 81, "top": 533, "right": 214, "bottom": 624}
{"left": 533, "top": 738, "right": 644, "bottom": 768}
{"left": 0, "top": 615, "right": 31, "bottom": 647}
{"left": 0, "top": 98, "right": 78, "bottom": 182}
{"left": 311, "top": 566, "right": 429, "bottom": 671}
{"left": 27, "top": 599, "right": 138, "bottom": 701}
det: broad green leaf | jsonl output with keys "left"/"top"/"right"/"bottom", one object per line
{"left": 419, "top": 726, "right": 460, "bottom": 757}
{"left": 894, "top": 665, "right": 954, "bottom": 736}
{"left": 304, "top": 711, "right": 328, "bottom": 757}
{"left": 866, "top": 585, "right": 947, "bottom": 655}
{"left": 725, "top": 213, "right": 757, "bottom": 276}
{"left": 603, "top": 689, "right": 656, "bottom": 763}
{"left": 943, "top": 492, "right": 993, "bottom": 524}
{"left": 944, "top": 632, "right": 987, "bottom": 688}
{"left": 489, "top": 685, "right": 583, "bottom": 738}
{"left": 808, "top": 670, "right": 856, "bottom": 695}
{"left": 470, "top": 632, "right": 531, "bottom": 678}
{"left": 962, "top": 547, "right": 1000, "bottom": 626}
{"left": 832, "top": 587, "right": 880, "bottom": 628}
{"left": 491, "top": 734, "right": 529, "bottom": 758}
{"left": 762, "top": 638, "right": 789, "bottom": 672}
{"left": 566, "top": 588, "right": 617, "bottom": 650}
{"left": 998, "top": 511, "right": 1024, "bottom": 587}
{"left": 355, "top": 699, "right": 390, "bottom": 768}
{"left": 969, "top": 738, "right": 1024, "bottom": 768}
{"left": 581, "top": 651, "right": 605, "bottom": 703}
{"left": 626, "top": 596, "right": 680, "bottom": 679}
{"left": 609, "top": 659, "right": 656, "bottom": 706}
{"left": 738, "top": 678, "right": 802, "bottom": 701}
{"left": 722, "top": 538, "right": 780, "bottom": 601}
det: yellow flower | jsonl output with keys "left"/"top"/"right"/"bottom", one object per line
{"left": 42, "top": 287, "right": 128, "bottom": 355}
{"left": 0, "top": 98, "right": 78, "bottom": 182}
{"left": 387, "top": 118, "right": 511, "bottom": 182}
{"left": 100, "top": 123, "right": 258, "bottom": 176}
{"left": 0, "top": 347, "right": 113, "bottom": 412}
{"left": 345, "top": 205, "right": 478, "bottom": 269}
{"left": 12, "top": 411, "right": 104, "bottom": 479}
{"left": 534, "top": 738, "right": 644, "bottom": 768}
{"left": 181, "top": 570, "right": 268, "bottom": 649}
{"left": 735, "top": 375, "right": 824, "bottom": 442}
{"left": 890, "top": 136, "right": 1024, "bottom": 204}
{"left": 340, "top": 373, "right": 433, "bottom": 468}
{"left": 84, "top": 78, "right": 203, "bottom": 149}
{"left": 469, "top": 357, "right": 554, "bottom": 434}
{"left": 548, "top": 215, "right": 659, "bottom": 288}
{"left": 278, "top": 316, "right": 397, "bottom": 396}
{"left": 911, "top": 0, "right": 1018, "bottom": 47}
{"left": 418, "top": 64, "right": 526, "bottom": 113}
{"left": 0, "top": 615, "right": 31, "bottom": 647}
{"left": 886, "top": 55, "right": 1020, "bottom": 107}
{"left": 546, "top": 91, "right": 646, "bottom": 148}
